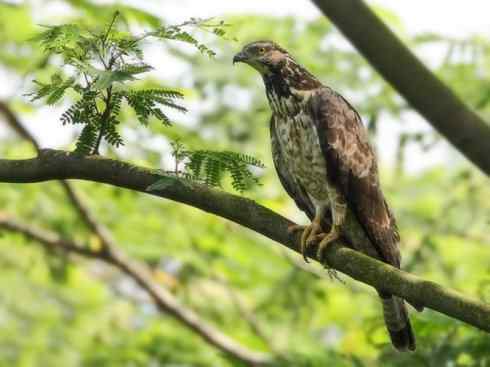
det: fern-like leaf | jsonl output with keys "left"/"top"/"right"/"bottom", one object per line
{"left": 75, "top": 123, "right": 98, "bottom": 154}
{"left": 185, "top": 150, "right": 264, "bottom": 192}
{"left": 104, "top": 120, "right": 124, "bottom": 147}
{"left": 122, "top": 89, "right": 185, "bottom": 125}
{"left": 60, "top": 91, "right": 98, "bottom": 125}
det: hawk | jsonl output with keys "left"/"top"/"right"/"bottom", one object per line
{"left": 233, "top": 41, "right": 415, "bottom": 351}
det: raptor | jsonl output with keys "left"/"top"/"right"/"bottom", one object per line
{"left": 233, "top": 40, "right": 416, "bottom": 351}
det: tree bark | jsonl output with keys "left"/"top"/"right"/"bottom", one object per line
{"left": 1, "top": 149, "right": 489, "bottom": 333}
{"left": 311, "top": 0, "right": 490, "bottom": 175}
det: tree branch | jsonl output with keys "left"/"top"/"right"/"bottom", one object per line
{"left": 0, "top": 150, "right": 489, "bottom": 333}
{"left": 0, "top": 101, "right": 41, "bottom": 150}
{"left": 311, "top": 0, "right": 490, "bottom": 175}
{"left": 0, "top": 100, "right": 115, "bottom": 250}
{"left": 0, "top": 103, "right": 269, "bottom": 365}
{"left": 211, "top": 275, "right": 279, "bottom": 354}
{"left": 0, "top": 213, "right": 271, "bottom": 366}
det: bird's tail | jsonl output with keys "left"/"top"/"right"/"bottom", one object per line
{"left": 379, "top": 294, "right": 416, "bottom": 351}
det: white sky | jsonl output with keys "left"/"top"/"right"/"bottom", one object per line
{"left": 2, "top": 0, "right": 489, "bottom": 172}
{"left": 158, "top": 0, "right": 490, "bottom": 36}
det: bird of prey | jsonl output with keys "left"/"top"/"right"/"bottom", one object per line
{"left": 233, "top": 40, "right": 415, "bottom": 351}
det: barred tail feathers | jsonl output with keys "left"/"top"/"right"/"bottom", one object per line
{"left": 380, "top": 295, "right": 416, "bottom": 351}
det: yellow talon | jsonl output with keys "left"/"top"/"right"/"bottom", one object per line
{"left": 287, "top": 216, "right": 322, "bottom": 262}
{"left": 314, "top": 226, "right": 340, "bottom": 261}
{"left": 287, "top": 224, "right": 306, "bottom": 234}
{"left": 288, "top": 218, "right": 340, "bottom": 263}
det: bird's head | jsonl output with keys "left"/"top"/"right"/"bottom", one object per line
{"left": 232, "top": 40, "right": 290, "bottom": 75}
{"left": 233, "top": 41, "right": 322, "bottom": 93}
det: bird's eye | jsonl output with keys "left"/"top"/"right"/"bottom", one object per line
{"left": 258, "top": 47, "right": 266, "bottom": 54}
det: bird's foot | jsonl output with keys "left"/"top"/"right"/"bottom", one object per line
{"left": 312, "top": 226, "right": 343, "bottom": 281}
{"left": 289, "top": 222, "right": 344, "bottom": 281}
{"left": 287, "top": 224, "right": 306, "bottom": 234}
{"left": 313, "top": 226, "right": 340, "bottom": 262}
{"left": 287, "top": 219, "right": 322, "bottom": 263}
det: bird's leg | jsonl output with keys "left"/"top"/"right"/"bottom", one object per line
{"left": 300, "top": 214, "right": 323, "bottom": 261}
{"left": 287, "top": 213, "right": 323, "bottom": 263}
{"left": 315, "top": 225, "right": 340, "bottom": 260}
{"left": 314, "top": 199, "right": 347, "bottom": 262}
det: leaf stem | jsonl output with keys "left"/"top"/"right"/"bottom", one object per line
{"left": 93, "top": 87, "right": 112, "bottom": 154}
{"left": 102, "top": 11, "right": 120, "bottom": 48}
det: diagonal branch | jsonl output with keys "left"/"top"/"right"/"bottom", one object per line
{"left": 0, "top": 100, "right": 115, "bottom": 249}
{"left": 0, "top": 213, "right": 271, "bottom": 366}
{"left": 0, "top": 101, "right": 41, "bottom": 150}
{"left": 0, "top": 212, "right": 100, "bottom": 259}
{"left": 0, "top": 103, "right": 269, "bottom": 365}
{"left": 311, "top": 0, "right": 490, "bottom": 175}
{"left": 0, "top": 149, "right": 489, "bottom": 333}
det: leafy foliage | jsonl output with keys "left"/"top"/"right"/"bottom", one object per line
{"left": 27, "top": 12, "right": 231, "bottom": 154}
{"left": 148, "top": 140, "right": 264, "bottom": 193}
{"left": 122, "top": 89, "right": 185, "bottom": 126}
{"left": 186, "top": 150, "right": 264, "bottom": 191}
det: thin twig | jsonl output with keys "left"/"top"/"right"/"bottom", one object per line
{"left": 0, "top": 101, "right": 40, "bottom": 150}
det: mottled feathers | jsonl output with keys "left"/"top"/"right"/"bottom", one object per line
{"left": 270, "top": 115, "right": 315, "bottom": 220}
{"left": 310, "top": 87, "right": 401, "bottom": 267}
{"left": 234, "top": 40, "right": 416, "bottom": 351}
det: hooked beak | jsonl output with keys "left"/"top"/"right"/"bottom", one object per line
{"left": 233, "top": 51, "right": 248, "bottom": 64}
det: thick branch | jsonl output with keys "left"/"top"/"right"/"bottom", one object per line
{"left": 0, "top": 150, "right": 489, "bottom": 332}
{"left": 0, "top": 104, "right": 270, "bottom": 365}
{"left": 311, "top": 0, "right": 490, "bottom": 175}
{"left": 0, "top": 214, "right": 271, "bottom": 366}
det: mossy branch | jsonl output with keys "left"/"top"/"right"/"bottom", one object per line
{"left": 0, "top": 149, "right": 489, "bottom": 333}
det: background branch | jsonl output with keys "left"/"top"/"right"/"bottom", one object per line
{"left": 0, "top": 101, "right": 41, "bottom": 150}
{"left": 212, "top": 275, "right": 279, "bottom": 354}
{"left": 0, "top": 213, "right": 271, "bottom": 366}
{"left": 0, "top": 150, "right": 489, "bottom": 333}
{"left": 0, "top": 100, "right": 114, "bottom": 250}
{"left": 311, "top": 0, "right": 490, "bottom": 175}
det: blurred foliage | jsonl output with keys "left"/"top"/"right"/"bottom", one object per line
{"left": 0, "top": 1, "right": 489, "bottom": 366}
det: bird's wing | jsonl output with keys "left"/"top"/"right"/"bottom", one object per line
{"left": 310, "top": 87, "right": 401, "bottom": 267}
{"left": 270, "top": 115, "right": 315, "bottom": 221}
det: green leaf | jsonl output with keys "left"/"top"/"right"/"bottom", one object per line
{"left": 26, "top": 12, "right": 230, "bottom": 154}
{"left": 182, "top": 149, "right": 264, "bottom": 192}
{"left": 75, "top": 123, "right": 98, "bottom": 154}
{"left": 34, "top": 23, "right": 83, "bottom": 54}
{"left": 46, "top": 77, "right": 76, "bottom": 105}
{"left": 69, "top": 59, "right": 100, "bottom": 77}
{"left": 121, "top": 63, "right": 153, "bottom": 75}
{"left": 93, "top": 70, "right": 136, "bottom": 90}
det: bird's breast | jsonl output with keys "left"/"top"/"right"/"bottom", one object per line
{"left": 274, "top": 103, "right": 330, "bottom": 202}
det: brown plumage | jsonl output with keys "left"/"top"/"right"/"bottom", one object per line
{"left": 234, "top": 40, "right": 415, "bottom": 351}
